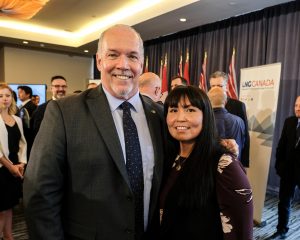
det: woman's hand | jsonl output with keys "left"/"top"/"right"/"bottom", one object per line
{"left": 8, "top": 164, "right": 24, "bottom": 179}
{"left": 221, "top": 139, "right": 239, "bottom": 157}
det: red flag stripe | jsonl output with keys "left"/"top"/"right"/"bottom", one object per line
{"left": 228, "top": 49, "right": 238, "bottom": 99}
{"left": 183, "top": 51, "right": 190, "bottom": 84}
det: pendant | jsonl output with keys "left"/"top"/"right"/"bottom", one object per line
{"left": 176, "top": 165, "right": 181, "bottom": 171}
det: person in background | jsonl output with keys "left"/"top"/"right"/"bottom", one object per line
{"left": 23, "top": 24, "right": 165, "bottom": 240}
{"left": 209, "top": 71, "right": 250, "bottom": 168}
{"left": 30, "top": 75, "right": 67, "bottom": 139}
{"left": 170, "top": 76, "right": 188, "bottom": 91}
{"left": 87, "top": 82, "right": 98, "bottom": 89}
{"left": 269, "top": 96, "right": 300, "bottom": 240}
{"left": 17, "top": 86, "right": 37, "bottom": 118}
{"left": 0, "top": 83, "right": 27, "bottom": 240}
{"left": 17, "top": 86, "right": 36, "bottom": 159}
{"left": 139, "top": 72, "right": 162, "bottom": 104}
{"left": 207, "top": 87, "right": 246, "bottom": 161}
{"left": 159, "top": 86, "right": 253, "bottom": 240}
{"left": 31, "top": 95, "right": 40, "bottom": 106}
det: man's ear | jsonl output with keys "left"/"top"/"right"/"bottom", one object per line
{"left": 96, "top": 53, "right": 102, "bottom": 71}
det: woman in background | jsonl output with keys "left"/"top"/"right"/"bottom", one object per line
{"left": 0, "top": 83, "right": 27, "bottom": 240}
{"left": 160, "top": 86, "right": 253, "bottom": 240}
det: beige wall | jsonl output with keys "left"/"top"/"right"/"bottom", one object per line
{"left": 3, "top": 47, "right": 93, "bottom": 98}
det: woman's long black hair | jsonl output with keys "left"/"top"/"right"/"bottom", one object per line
{"left": 164, "top": 86, "right": 225, "bottom": 209}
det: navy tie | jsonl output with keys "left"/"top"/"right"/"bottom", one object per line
{"left": 121, "top": 101, "right": 144, "bottom": 235}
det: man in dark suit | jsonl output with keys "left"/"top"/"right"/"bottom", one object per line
{"left": 30, "top": 75, "right": 67, "bottom": 138}
{"left": 207, "top": 87, "right": 246, "bottom": 159}
{"left": 17, "top": 85, "right": 37, "bottom": 158}
{"left": 23, "top": 24, "right": 164, "bottom": 240}
{"left": 209, "top": 71, "right": 250, "bottom": 168}
{"left": 139, "top": 72, "right": 163, "bottom": 106}
{"left": 17, "top": 85, "right": 37, "bottom": 118}
{"left": 269, "top": 96, "right": 300, "bottom": 239}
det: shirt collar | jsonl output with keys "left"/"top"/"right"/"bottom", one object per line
{"left": 21, "top": 99, "right": 31, "bottom": 106}
{"left": 102, "top": 86, "right": 142, "bottom": 112}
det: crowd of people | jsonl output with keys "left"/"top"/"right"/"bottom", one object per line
{"left": 0, "top": 24, "right": 298, "bottom": 240}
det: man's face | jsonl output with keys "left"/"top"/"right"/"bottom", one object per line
{"left": 51, "top": 79, "right": 67, "bottom": 99}
{"left": 295, "top": 96, "right": 300, "bottom": 118}
{"left": 96, "top": 27, "right": 143, "bottom": 100}
{"left": 18, "top": 89, "right": 29, "bottom": 101}
{"left": 171, "top": 78, "right": 183, "bottom": 91}
{"left": 209, "top": 76, "right": 227, "bottom": 92}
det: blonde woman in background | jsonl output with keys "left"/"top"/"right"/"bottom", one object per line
{"left": 0, "top": 83, "right": 27, "bottom": 240}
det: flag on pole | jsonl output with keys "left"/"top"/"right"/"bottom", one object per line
{"left": 160, "top": 53, "right": 168, "bottom": 93}
{"left": 178, "top": 54, "right": 183, "bottom": 76}
{"left": 227, "top": 48, "right": 239, "bottom": 99}
{"left": 144, "top": 56, "right": 148, "bottom": 73}
{"left": 183, "top": 51, "right": 190, "bottom": 84}
{"left": 199, "top": 51, "right": 207, "bottom": 92}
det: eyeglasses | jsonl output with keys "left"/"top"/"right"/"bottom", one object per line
{"left": 52, "top": 85, "right": 67, "bottom": 89}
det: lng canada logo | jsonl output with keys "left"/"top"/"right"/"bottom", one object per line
{"left": 241, "top": 78, "right": 275, "bottom": 89}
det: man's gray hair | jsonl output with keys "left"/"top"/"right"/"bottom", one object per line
{"left": 97, "top": 24, "right": 144, "bottom": 60}
{"left": 210, "top": 71, "right": 228, "bottom": 84}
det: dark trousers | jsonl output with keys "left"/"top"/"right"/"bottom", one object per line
{"left": 277, "top": 176, "right": 299, "bottom": 233}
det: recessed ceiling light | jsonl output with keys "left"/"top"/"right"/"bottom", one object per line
{"left": 23, "top": 40, "right": 28, "bottom": 44}
{"left": 229, "top": 2, "right": 237, "bottom": 6}
{"left": 84, "top": 50, "right": 89, "bottom": 53}
{"left": 179, "top": 18, "right": 187, "bottom": 22}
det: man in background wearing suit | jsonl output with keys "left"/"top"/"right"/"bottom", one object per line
{"left": 23, "top": 24, "right": 164, "bottom": 240}
{"left": 31, "top": 75, "right": 67, "bottom": 139}
{"left": 17, "top": 85, "right": 37, "bottom": 158}
{"left": 139, "top": 72, "right": 162, "bottom": 104}
{"left": 269, "top": 96, "right": 300, "bottom": 239}
{"left": 209, "top": 71, "right": 250, "bottom": 168}
{"left": 170, "top": 76, "right": 188, "bottom": 91}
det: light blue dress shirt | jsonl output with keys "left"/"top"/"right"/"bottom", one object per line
{"left": 102, "top": 86, "right": 155, "bottom": 230}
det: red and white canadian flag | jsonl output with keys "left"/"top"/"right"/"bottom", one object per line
{"left": 183, "top": 51, "right": 190, "bottom": 84}
{"left": 160, "top": 53, "right": 168, "bottom": 93}
{"left": 227, "top": 48, "right": 238, "bottom": 99}
{"left": 199, "top": 51, "right": 207, "bottom": 92}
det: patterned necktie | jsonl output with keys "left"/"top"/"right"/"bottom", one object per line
{"left": 121, "top": 101, "right": 144, "bottom": 235}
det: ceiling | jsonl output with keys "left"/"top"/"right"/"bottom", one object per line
{"left": 0, "top": 0, "right": 292, "bottom": 57}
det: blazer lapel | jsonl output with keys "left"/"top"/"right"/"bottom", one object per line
{"left": 141, "top": 96, "right": 164, "bottom": 221}
{"left": 85, "top": 87, "right": 130, "bottom": 187}
{"left": 0, "top": 116, "right": 9, "bottom": 158}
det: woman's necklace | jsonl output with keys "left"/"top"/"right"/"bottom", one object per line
{"left": 172, "top": 154, "right": 190, "bottom": 171}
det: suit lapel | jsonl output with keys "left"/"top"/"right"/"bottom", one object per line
{"left": 141, "top": 96, "right": 164, "bottom": 221}
{"left": 85, "top": 87, "right": 130, "bottom": 187}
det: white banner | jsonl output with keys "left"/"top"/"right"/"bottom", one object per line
{"left": 240, "top": 63, "right": 281, "bottom": 224}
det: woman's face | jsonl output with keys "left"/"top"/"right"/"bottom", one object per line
{"left": 0, "top": 88, "right": 13, "bottom": 110}
{"left": 167, "top": 96, "right": 203, "bottom": 144}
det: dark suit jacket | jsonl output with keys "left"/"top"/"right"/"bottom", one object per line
{"left": 19, "top": 100, "right": 37, "bottom": 158}
{"left": 23, "top": 87, "right": 165, "bottom": 240}
{"left": 275, "top": 116, "right": 300, "bottom": 183}
{"left": 30, "top": 100, "right": 51, "bottom": 139}
{"left": 21, "top": 100, "right": 37, "bottom": 117}
{"left": 225, "top": 98, "right": 250, "bottom": 167}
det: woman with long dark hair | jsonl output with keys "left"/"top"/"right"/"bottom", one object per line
{"left": 160, "top": 86, "right": 253, "bottom": 240}
{"left": 0, "top": 83, "right": 27, "bottom": 240}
